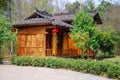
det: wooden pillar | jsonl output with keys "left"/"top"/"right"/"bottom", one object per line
{"left": 52, "top": 33, "right": 57, "bottom": 56}
{"left": 62, "top": 32, "right": 68, "bottom": 50}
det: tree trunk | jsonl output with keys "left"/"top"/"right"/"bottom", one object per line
{"left": 8, "top": 0, "right": 12, "bottom": 22}
{"left": 9, "top": 41, "right": 13, "bottom": 58}
{"left": 0, "top": 44, "right": 1, "bottom": 58}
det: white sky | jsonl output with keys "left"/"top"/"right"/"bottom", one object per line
{"left": 27, "top": 0, "right": 120, "bottom": 11}
{"left": 66, "top": 0, "right": 120, "bottom": 5}
{"left": 53, "top": 0, "right": 120, "bottom": 11}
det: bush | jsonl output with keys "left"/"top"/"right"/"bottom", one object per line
{"left": 107, "top": 65, "right": 120, "bottom": 79}
{"left": 31, "top": 57, "right": 46, "bottom": 67}
{"left": 11, "top": 56, "right": 31, "bottom": 66}
{"left": 0, "top": 57, "right": 3, "bottom": 64}
{"left": 11, "top": 56, "right": 120, "bottom": 79}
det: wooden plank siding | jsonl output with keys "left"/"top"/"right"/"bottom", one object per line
{"left": 17, "top": 26, "right": 46, "bottom": 56}
{"left": 17, "top": 26, "right": 95, "bottom": 58}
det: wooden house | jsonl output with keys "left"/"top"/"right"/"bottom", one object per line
{"left": 12, "top": 9, "right": 102, "bottom": 58}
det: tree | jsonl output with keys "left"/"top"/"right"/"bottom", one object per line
{"left": 10, "top": 0, "right": 54, "bottom": 22}
{"left": 84, "top": 0, "right": 95, "bottom": 11}
{"left": 0, "top": 14, "right": 12, "bottom": 57}
{"left": 98, "top": 4, "right": 120, "bottom": 54}
{"left": 97, "top": 0, "right": 111, "bottom": 20}
{"left": 71, "top": 11, "right": 118, "bottom": 57}
{"left": 65, "top": 1, "right": 81, "bottom": 13}
{"left": 71, "top": 11, "right": 99, "bottom": 58}
{"left": 96, "top": 28, "right": 119, "bottom": 55}
{"left": 0, "top": 0, "right": 8, "bottom": 11}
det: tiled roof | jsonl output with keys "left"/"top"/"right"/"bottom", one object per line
{"left": 53, "top": 10, "right": 98, "bottom": 21}
{"left": 13, "top": 9, "right": 101, "bottom": 28}
{"left": 53, "top": 13, "right": 74, "bottom": 21}
{"left": 13, "top": 18, "right": 51, "bottom": 27}
{"left": 13, "top": 18, "right": 73, "bottom": 28}
{"left": 52, "top": 19, "right": 73, "bottom": 28}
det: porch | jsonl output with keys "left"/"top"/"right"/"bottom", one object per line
{"left": 45, "top": 28, "right": 80, "bottom": 58}
{"left": 46, "top": 49, "right": 78, "bottom": 58}
{"left": 45, "top": 28, "right": 96, "bottom": 58}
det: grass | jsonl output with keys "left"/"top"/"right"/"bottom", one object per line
{"left": 103, "top": 55, "right": 120, "bottom": 62}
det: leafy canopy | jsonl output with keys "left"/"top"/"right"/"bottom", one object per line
{"left": 71, "top": 11, "right": 99, "bottom": 55}
{"left": 0, "top": 14, "right": 13, "bottom": 44}
{"left": 71, "top": 11, "right": 117, "bottom": 55}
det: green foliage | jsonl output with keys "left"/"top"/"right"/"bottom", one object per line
{"left": 107, "top": 65, "right": 120, "bottom": 79}
{"left": 11, "top": 0, "right": 54, "bottom": 21}
{"left": 71, "top": 11, "right": 99, "bottom": 56}
{"left": 0, "top": 57, "right": 3, "bottom": 64}
{"left": 11, "top": 56, "right": 120, "bottom": 79}
{"left": 97, "top": 1, "right": 111, "bottom": 20}
{"left": 65, "top": 1, "right": 81, "bottom": 13}
{"left": 72, "top": 11, "right": 93, "bottom": 30}
{"left": 0, "top": 14, "right": 12, "bottom": 43}
{"left": 11, "top": 56, "right": 31, "bottom": 66}
{"left": 96, "top": 52, "right": 105, "bottom": 57}
{"left": 71, "top": 10, "right": 118, "bottom": 56}
{"left": 71, "top": 11, "right": 92, "bottom": 50}
{"left": 0, "top": 0, "right": 7, "bottom": 12}
{"left": 31, "top": 57, "right": 46, "bottom": 67}
{"left": 84, "top": 0, "right": 95, "bottom": 11}
{"left": 99, "top": 26, "right": 120, "bottom": 55}
{"left": 96, "top": 30, "right": 117, "bottom": 54}
{"left": 0, "top": 14, "right": 17, "bottom": 56}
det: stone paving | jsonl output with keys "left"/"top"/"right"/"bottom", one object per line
{"left": 0, "top": 65, "right": 113, "bottom": 80}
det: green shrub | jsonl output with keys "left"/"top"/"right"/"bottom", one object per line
{"left": 31, "top": 57, "right": 46, "bottom": 67}
{"left": 20, "top": 57, "right": 32, "bottom": 66}
{"left": 11, "top": 56, "right": 17, "bottom": 64}
{"left": 0, "top": 57, "right": 3, "bottom": 64}
{"left": 11, "top": 56, "right": 120, "bottom": 79}
{"left": 11, "top": 56, "right": 31, "bottom": 66}
{"left": 62, "top": 58, "right": 75, "bottom": 69}
{"left": 107, "top": 65, "right": 120, "bottom": 79}
{"left": 44, "top": 57, "right": 63, "bottom": 68}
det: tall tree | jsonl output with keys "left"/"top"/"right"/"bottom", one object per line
{"left": 84, "top": 0, "right": 95, "bottom": 11}
{"left": 11, "top": 0, "right": 54, "bottom": 22}
{"left": 0, "top": 14, "right": 12, "bottom": 56}
{"left": 71, "top": 10, "right": 118, "bottom": 57}
{"left": 71, "top": 11, "right": 99, "bottom": 58}
{"left": 0, "top": 0, "right": 7, "bottom": 12}
{"left": 97, "top": 0, "right": 111, "bottom": 20}
{"left": 100, "top": 5, "right": 120, "bottom": 54}
{"left": 65, "top": 1, "right": 81, "bottom": 13}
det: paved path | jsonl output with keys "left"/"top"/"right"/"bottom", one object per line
{"left": 0, "top": 65, "right": 113, "bottom": 80}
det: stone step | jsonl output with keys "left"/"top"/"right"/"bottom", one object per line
{"left": 3, "top": 61, "right": 11, "bottom": 65}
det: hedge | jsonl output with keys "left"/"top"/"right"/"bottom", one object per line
{"left": 11, "top": 56, "right": 120, "bottom": 79}
{"left": 0, "top": 57, "right": 3, "bottom": 64}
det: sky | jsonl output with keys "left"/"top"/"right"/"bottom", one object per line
{"left": 27, "top": 0, "right": 120, "bottom": 11}
{"left": 64, "top": 0, "right": 120, "bottom": 5}
{"left": 53, "top": 0, "right": 101, "bottom": 10}
{"left": 64, "top": 0, "right": 100, "bottom": 5}
{"left": 53, "top": 0, "right": 120, "bottom": 11}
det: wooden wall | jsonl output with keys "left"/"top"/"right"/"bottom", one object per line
{"left": 17, "top": 26, "right": 95, "bottom": 58}
{"left": 17, "top": 26, "right": 46, "bottom": 56}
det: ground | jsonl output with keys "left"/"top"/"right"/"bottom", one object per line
{"left": 103, "top": 56, "right": 120, "bottom": 62}
{"left": 0, "top": 65, "right": 113, "bottom": 80}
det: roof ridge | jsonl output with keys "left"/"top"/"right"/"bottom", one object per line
{"left": 54, "top": 12, "right": 75, "bottom": 16}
